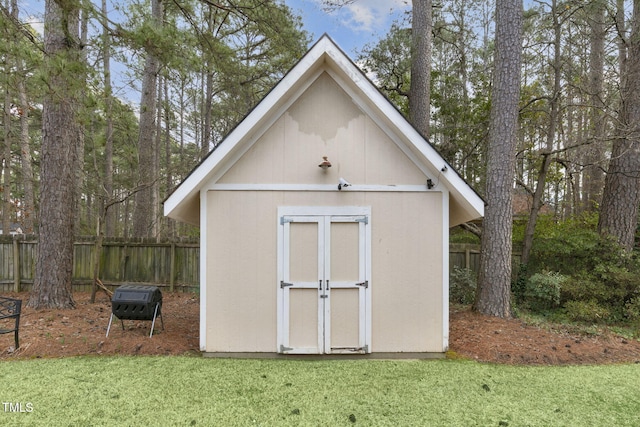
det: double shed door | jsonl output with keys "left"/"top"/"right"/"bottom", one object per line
{"left": 278, "top": 208, "right": 371, "bottom": 354}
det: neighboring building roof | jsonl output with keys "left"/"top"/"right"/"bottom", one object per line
{"left": 512, "top": 189, "right": 554, "bottom": 217}
{"left": 164, "top": 34, "right": 484, "bottom": 227}
{"left": 0, "top": 223, "right": 23, "bottom": 235}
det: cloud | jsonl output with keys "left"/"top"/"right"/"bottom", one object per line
{"left": 315, "top": 0, "right": 409, "bottom": 33}
{"left": 343, "top": 3, "right": 377, "bottom": 31}
{"left": 26, "top": 16, "right": 44, "bottom": 37}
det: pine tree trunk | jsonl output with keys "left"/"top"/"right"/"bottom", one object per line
{"left": 133, "top": 0, "right": 162, "bottom": 238}
{"left": 152, "top": 76, "right": 162, "bottom": 239}
{"left": 163, "top": 78, "right": 175, "bottom": 238}
{"left": 102, "top": 0, "right": 115, "bottom": 237}
{"left": 598, "top": 0, "right": 640, "bottom": 252}
{"left": 475, "top": 0, "right": 522, "bottom": 318}
{"left": 9, "top": 0, "right": 35, "bottom": 234}
{"left": 18, "top": 76, "right": 35, "bottom": 233}
{"left": 2, "top": 74, "right": 11, "bottom": 236}
{"left": 28, "top": 0, "right": 84, "bottom": 309}
{"left": 409, "top": 0, "right": 432, "bottom": 138}
{"left": 582, "top": 0, "right": 606, "bottom": 212}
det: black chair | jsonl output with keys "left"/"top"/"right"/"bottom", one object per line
{"left": 0, "top": 297, "right": 22, "bottom": 349}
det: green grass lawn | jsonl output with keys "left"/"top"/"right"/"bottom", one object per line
{"left": 0, "top": 356, "right": 639, "bottom": 426}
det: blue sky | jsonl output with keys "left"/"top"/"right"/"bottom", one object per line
{"left": 20, "top": 0, "right": 410, "bottom": 56}
{"left": 285, "top": 0, "right": 411, "bottom": 56}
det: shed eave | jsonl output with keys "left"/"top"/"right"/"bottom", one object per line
{"left": 164, "top": 192, "right": 199, "bottom": 226}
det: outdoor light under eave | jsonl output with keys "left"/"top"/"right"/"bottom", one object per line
{"left": 318, "top": 156, "right": 332, "bottom": 171}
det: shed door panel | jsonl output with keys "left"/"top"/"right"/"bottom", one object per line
{"left": 279, "top": 212, "right": 369, "bottom": 355}
{"left": 282, "top": 218, "right": 324, "bottom": 354}
{"left": 329, "top": 288, "right": 360, "bottom": 350}
{"left": 326, "top": 219, "right": 367, "bottom": 353}
{"left": 330, "top": 221, "right": 360, "bottom": 281}
{"left": 289, "top": 288, "right": 321, "bottom": 350}
{"left": 289, "top": 222, "right": 320, "bottom": 282}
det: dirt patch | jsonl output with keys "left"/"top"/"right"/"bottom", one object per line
{"left": 450, "top": 306, "right": 640, "bottom": 365}
{"left": 2, "top": 292, "right": 640, "bottom": 364}
{"left": 0, "top": 292, "right": 199, "bottom": 359}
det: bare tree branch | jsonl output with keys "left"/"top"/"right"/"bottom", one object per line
{"left": 319, "top": 0, "right": 357, "bottom": 12}
{"left": 459, "top": 222, "right": 482, "bottom": 238}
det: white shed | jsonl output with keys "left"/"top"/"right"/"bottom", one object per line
{"left": 164, "top": 35, "right": 484, "bottom": 357}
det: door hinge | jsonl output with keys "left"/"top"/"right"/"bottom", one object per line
{"left": 280, "top": 217, "right": 293, "bottom": 225}
{"left": 280, "top": 345, "right": 293, "bottom": 352}
{"left": 356, "top": 216, "right": 368, "bottom": 224}
{"left": 280, "top": 281, "right": 293, "bottom": 288}
{"left": 355, "top": 280, "right": 368, "bottom": 288}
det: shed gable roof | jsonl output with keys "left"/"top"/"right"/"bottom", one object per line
{"left": 164, "top": 34, "right": 484, "bottom": 226}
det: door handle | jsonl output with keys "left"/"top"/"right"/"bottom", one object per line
{"left": 318, "top": 280, "right": 330, "bottom": 293}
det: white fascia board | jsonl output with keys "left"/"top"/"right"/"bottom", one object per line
{"left": 323, "top": 46, "right": 484, "bottom": 221}
{"left": 165, "top": 38, "right": 332, "bottom": 222}
{"left": 203, "top": 69, "right": 326, "bottom": 187}
{"left": 372, "top": 98, "right": 484, "bottom": 220}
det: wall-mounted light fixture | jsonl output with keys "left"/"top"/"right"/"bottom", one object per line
{"left": 318, "top": 156, "right": 332, "bottom": 171}
{"left": 427, "top": 179, "right": 434, "bottom": 189}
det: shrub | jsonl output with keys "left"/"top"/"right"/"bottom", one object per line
{"left": 450, "top": 266, "right": 477, "bottom": 305}
{"left": 624, "top": 297, "right": 640, "bottom": 323}
{"left": 564, "top": 300, "right": 610, "bottom": 323}
{"left": 524, "top": 271, "right": 564, "bottom": 310}
{"left": 526, "top": 219, "right": 640, "bottom": 325}
{"left": 560, "top": 263, "right": 640, "bottom": 323}
{"left": 561, "top": 275, "right": 613, "bottom": 304}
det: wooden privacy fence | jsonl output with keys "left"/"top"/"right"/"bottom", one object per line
{"left": 449, "top": 243, "right": 522, "bottom": 278}
{"left": 449, "top": 243, "right": 481, "bottom": 273}
{"left": 0, "top": 237, "right": 488, "bottom": 294}
{"left": 0, "top": 235, "right": 199, "bottom": 293}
